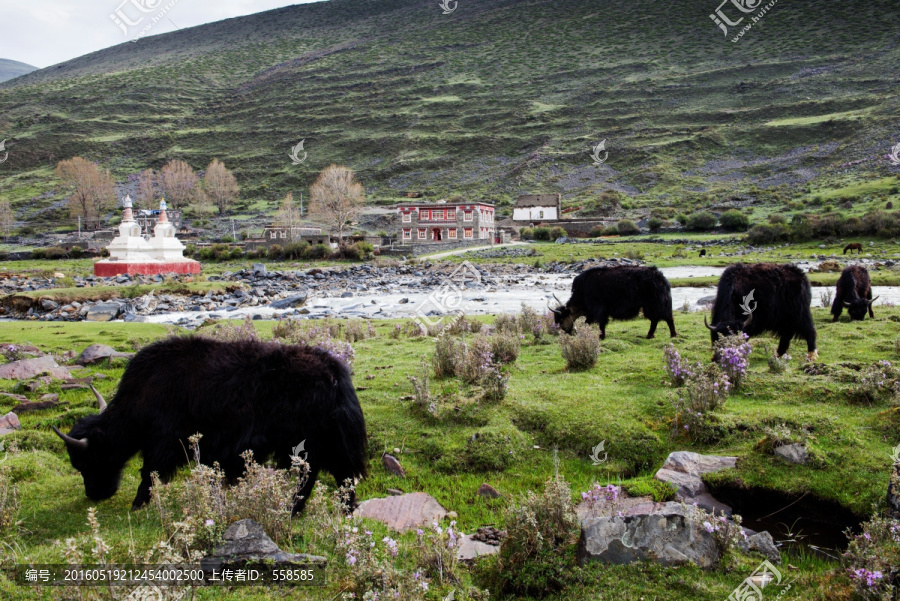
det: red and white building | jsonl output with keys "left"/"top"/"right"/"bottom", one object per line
{"left": 398, "top": 201, "right": 496, "bottom": 244}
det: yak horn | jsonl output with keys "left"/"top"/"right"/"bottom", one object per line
{"left": 52, "top": 426, "right": 88, "bottom": 450}
{"left": 743, "top": 312, "right": 753, "bottom": 329}
{"left": 89, "top": 384, "right": 108, "bottom": 413}
{"left": 703, "top": 315, "right": 716, "bottom": 332}
{"left": 869, "top": 296, "right": 879, "bottom": 305}
{"left": 552, "top": 293, "right": 564, "bottom": 307}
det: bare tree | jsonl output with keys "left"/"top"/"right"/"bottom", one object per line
{"left": 158, "top": 160, "right": 199, "bottom": 209}
{"left": 276, "top": 192, "right": 302, "bottom": 242}
{"left": 136, "top": 169, "right": 157, "bottom": 210}
{"left": 0, "top": 198, "right": 14, "bottom": 239}
{"left": 309, "top": 165, "right": 364, "bottom": 247}
{"left": 55, "top": 157, "right": 116, "bottom": 230}
{"left": 203, "top": 159, "right": 239, "bottom": 215}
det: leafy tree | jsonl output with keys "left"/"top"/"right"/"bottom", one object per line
{"left": 55, "top": 157, "right": 116, "bottom": 230}
{"left": 686, "top": 211, "right": 717, "bottom": 231}
{"left": 203, "top": 159, "right": 239, "bottom": 214}
{"left": 720, "top": 209, "right": 749, "bottom": 232}
{"left": 309, "top": 164, "right": 365, "bottom": 247}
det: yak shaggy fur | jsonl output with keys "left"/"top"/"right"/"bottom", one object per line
{"left": 831, "top": 265, "right": 875, "bottom": 321}
{"left": 57, "top": 336, "right": 367, "bottom": 514}
{"left": 554, "top": 265, "right": 677, "bottom": 340}
{"left": 709, "top": 263, "right": 817, "bottom": 357}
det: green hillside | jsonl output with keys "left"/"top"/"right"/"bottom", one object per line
{"left": 0, "top": 0, "right": 899, "bottom": 232}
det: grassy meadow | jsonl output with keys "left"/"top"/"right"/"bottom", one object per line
{"left": 0, "top": 296, "right": 898, "bottom": 599}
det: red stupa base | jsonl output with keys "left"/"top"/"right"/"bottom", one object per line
{"left": 93, "top": 260, "right": 202, "bottom": 277}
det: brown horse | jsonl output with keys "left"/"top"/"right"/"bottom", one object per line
{"left": 843, "top": 243, "right": 863, "bottom": 255}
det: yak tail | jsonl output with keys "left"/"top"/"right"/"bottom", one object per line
{"left": 330, "top": 366, "right": 369, "bottom": 481}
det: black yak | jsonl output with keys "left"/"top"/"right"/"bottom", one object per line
{"left": 705, "top": 263, "right": 817, "bottom": 360}
{"left": 551, "top": 265, "right": 677, "bottom": 340}
{"left": 831, "top": 265, "right": 877, "bottom": 321}
{"left": 699, "top": 249, "right": 707, "bottom": 257}
{"left": 53, "top": 336, "right": 367, "bottom": 514}
{"left": 843, "top": 243, "right": 863, "bottom": 255}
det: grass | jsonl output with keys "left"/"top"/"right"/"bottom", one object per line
{"left": 0, "top": 304, "right": 897, "bottom": 599}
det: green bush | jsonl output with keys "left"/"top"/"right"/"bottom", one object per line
{"left": 746, "top": 223, "right": 789, "bottom": 245}
{"left": 519, "top": 227, "right": 534, "bottom": 240}
{"left": 686, "top": 211, "right": 717, "bottom": 231}
{"left": 183, "top": 244, "right": 197, "bottom": 257}
{"left": 197, "top": 246, "right": 214, "bottom": 260}
{"left": 283, "top": 241, "right": 309, "bottom": 260}
{"left": 229, "top": 247, "right": 244, "bottom": 260}
{"left": 588, "top": 226, "right": 604, "bottom": 237}
{"left": 617, "top": 219, "right": 640, "bottom": 235}
{"left": 32, "top": 246, "right": 67, "bottom": 260}
{"left": 602, "top": 225, "right": 619, "bottom": 236}
{"left": 675, "top": 214, "right": 688, "bottom": 226}
{"left": 304, "top": 244, "right": 330, "bottom": 260}
{"left": 211, "top": 243, "right": 232, "bottom": 261}
{"left": 549, "top": 226, "right": 567, "bottom": 240}
{"left": 767, "top": 213, "right": 786, "bottom": 224}
{"left": 532, "top": 227, "right": 551, "bottom": 241}
{"left": 648, "top": 217, "right": 664, "bottom": 232}
{"left": 267, "top": 244, "right": 284, "bottom": 259}
{"left": 69, "top": 246, "right": 85, "bottom": 259}
{"left": 719, "top": 209, "right": 749, "bottom": 232}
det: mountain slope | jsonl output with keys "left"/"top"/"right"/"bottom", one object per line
{"left": 0, "top": 0, "right": 898, "bottom": 231}
{"left": 0, "top": 59, "right": 37, "bottom": 83}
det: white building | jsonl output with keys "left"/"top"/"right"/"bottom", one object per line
{"left": 512, "top": 194, "right": 562, "bottom": 222}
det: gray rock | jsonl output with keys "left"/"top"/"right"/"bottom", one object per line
{"left": 1, "top": 412, "right": 21, "bottom": 430}
{"left": 85, "top": 302, "right": 123, "bottom": 322}
{"left": 41, "top": 299, "right": 59, "bottom": 311}
{"left": 382, "top": 453, "right": 406, "bottom": 477}
{"left": 398, "top": 298, "right": 410, "bottom": 304}
{"left": 251, "top": 264, "right": 268, "bottom": 276}
{"left": 355, "top": 492, "right": 448, "bottom": 532}
{"left": 200, "top": 519, "right": 326, "bottom": 573}
{"left": 737, "top": 531, "right": 781, "bottom": 565}
{"left": 696, "top": 295, "right": 716, "bottom": 306}
{"left": 341, "top": 291, "right": 354, "bottom": 298}
{"left": 655, "top": 451, "right": 736, "bottom": 515}
{"left": 75, "top": 344, "right": 134, "bottom": 366}
{"left": 578, "top": 502, "right": 721, "bottom": 568}
{"left": 269, "top": 293, "right": 308, "bottom": 309}
{"left": 457, "top": 535, "right": 500, "bottom": 561}
{"left": 0, "top": 356, "right": 71, "bottom": 381}
{"left": 774, "top": 443, "right": 808, "bottom": 465}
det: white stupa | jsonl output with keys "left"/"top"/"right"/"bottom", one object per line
{"left": 94, "top": 196, "right": 200, "bottom": 276}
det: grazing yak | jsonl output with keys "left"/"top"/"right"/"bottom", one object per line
{"left": 699, "top": 249, "right": 707, "bottom": 257}
{"left": 843, "top": 243, "right": 863, "bottom": 255}
{"left": 53, "top": 336, "right": 367, "bottom": 514}
{"left": 831, "top": 265, "right": 877, "bottom": 321}
{"left": 551, "top": 265, "right": 677, "bottom": 340}
{"left": 705, "top": 263, "right": 817, "bottom": 360}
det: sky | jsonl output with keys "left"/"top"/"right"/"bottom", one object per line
{"left": 0, "top": 0, "right": 324, "bottom": 69}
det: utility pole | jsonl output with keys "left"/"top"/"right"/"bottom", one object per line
{"left": 232, "top": 220, "right": 235, "bottom": 241}
{"left": 77, "top": 216, "right": 81, "bottom": 239}
{"left": 299, "top": 192, "right": 303, "bottom": 217}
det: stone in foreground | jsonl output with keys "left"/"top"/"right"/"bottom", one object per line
{"left": 382, "top": 453, "right": 406, "bottom": 477}
{"left": 200, "top": 519, "right": 326, "bottom": 573}
{"left": 0, "top": 356, "right": 71, "bottom": 381}
{"left": 578, "top": 502, "right": 721, "bottom": 568}
{"left": 75, "top": 344, "right": 135, "bottom": 365}
{"left": 655, "top": 451, "right": 736, "bottom": 515}
{"left": 355, "top": 492, "right": 448, "bottom": 532}
{"left": 774, "top": 443, "right": 809, "bottom": 465}
{"left": 85, "top": 303, "right": 124, "bottom": 322}
{"left": 457, "top": 534, "right": 500, "bottom": 561}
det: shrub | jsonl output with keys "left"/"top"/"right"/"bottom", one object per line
{"left": 602, "top": 225, "right": 619, "bottom": 236}
{"left": 267, "top": 244, "right": 284, "bottom": 259}
{"left": 494, "top": 313, "right": 521, "bottom": 336}
{"left": 490, "top": 473, "right": 579, "bottom": 596}
{"left": 617, "top": 219, "right": 640, "bottom": 235}
{"left": 271, "top": 319, "right": 356, "bottom": 366}
{"left": 520, "top": 227, "right": 534, "bottom": 240}
{"left": 344, "top": 242, "right": 374, "bottom": 261}
{"left": 648, "top": 217, "right": 664, "bottom": 232}
{"left": 518, "top": 305, "right": 546, "bottom": 342}
{"left": 664, "top": 344, "right": 696, "bottom": 387}
{"left": 205, "top": 316, "right": 260, "bottom": 342}
{"left": 184, "top": 243, "right": 197, "bottom": 257}
{"left": 720, "top": 209, "right": 749, "bottom": 231}
{"left": 69, "top": 245, "right": 85, "bottom": 259}
{"left": 746, "top": 223, "right": 789, "bottom": 245}
{"left": 490, "top": 333, "right": 521, "bottom": 364}
{"left": 713, "top": 332, "right": 752, "bottom": 389}
{"left": 229, "top": 247, "right": 244, "bottom": 260}
{"left": 283, "top": 241, "right": 309, "bottom": 260}
{"left": 532, "top": 227, "right": 551, "bottom": 241}
{"left": 671, "top": 363, "right": 730, "bottom": 440}
{"left": 768, "top": 213, "right": 787, "bottom": 224}
{"left": 549, "top": 226, "right": 567, "bottom": 240}
{"left": 820, "top": 288, "right": 834, "bottom": 308}
{"left": 686, "top": 211, "right": 717, "bottom": 231}
{"left": 0, "top": 451, "right": 20, "bottom": 535}
{"left": 675, "top": 213, "right": 688, "bottom": 226}
{"left": 304, "top": 244, "right": 330, "bottom": 259}
{"left": 433, "top": 331, "right": 466, "bottom": 379}
{"left": 853, "top": 360, "right": 900, "bottom": 404}
{"left": 559, "top": 322, "right": 601, "bottom": 370}
{"left": 344, "top": 320, "right": 376, "bottom": 342}
{"left": 588, "top": 226, "right": 605, "bottom": 237}
{"left": 841, "top": 512, "right": 900, "bottom": 600}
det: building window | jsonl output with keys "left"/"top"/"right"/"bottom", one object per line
{"left": 403, "top": 229, "right": 411, "bottom": 239}
{"left": 402, "top": 212, "right": 411, "bottom": 222}
{"left": 270, "top": 231, "right": 277, "bottom": 239}
{"left": 447, "top": 209, "right": 456, "bottom": 220}
{"left": 464, "top": 211, "right": 473, "bottom": 221}
{"left": 539, "top": 210, "right": 544, "bottom": 219}
{"left": 433, "top": 209, "right": 444, "bottom": 220}
{"left": 464, "top": 228, "right": 473, "bottom": 238}
{"left": 280, "top": 231, "right": 286, "bottom": 238}
{"left": 420, "top": 210, "right": 430, "bottom": 221}
{"left": 448, "top": 228, "right": 457, "bottom": 239}
{"left": 418, "top": 228, "right": 426, "bottom": 239}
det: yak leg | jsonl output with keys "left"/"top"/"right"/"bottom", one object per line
{"left": 646, "top": 320, "right": 658, "bottom": 339}
{"left": 776, "top": 334, "right": 792, "bottom": 358}
{"left": 666, "top": 316, "right": 677, "bottom": 338}
{"left": 867, "top": 290, "right": 875, "bottom": 318}
{"left": 133, "top": 456, "right": 178, "bottom": 510}
{"left": 292, "top": 463, "right": 321, "bottom": 515}
{"left": 595, "top": 313, "right": 609, "bottom": 340}
{"left": 830, "top": 295, "right": 842, "bottom": 322}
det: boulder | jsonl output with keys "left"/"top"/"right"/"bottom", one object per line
{"left": 382, "top": 453, "right": 406, "bottom": 477}
{"left": 737, "top": 531, "right": 781, "bottom": 565}
{"left": 12, "top": 398, "right": 61, "bottom": 413}
{"left": 814, "top": 260, "right": 841, "bottom": 273}
{"left": 355, "top": 492, "right": 448, "bottom": 532}
{"left": 200, "top": 519, "right": 326, "bottom": 574}
{"left": 85, "top": 302, "right": 123, "bottom": 322}
{"left": 75, "top": 344, "right": 134, "bottom": 366}
{"left": 578, "top": 502, "right": 721, "bottom": 568}
{"left": 0, "top": 356, "right": 71, "bottom": 381}
{"left": 654, "top": 451, "right": 736, "bottom": 515}
{"left": 269, "top": 293, "right": 308, "bottom": 309}
{"left": 457, "top": 535, "right": 500, "bottom": 561}
{"left": 774, "top": 443, "right": 808, "bottom": 465}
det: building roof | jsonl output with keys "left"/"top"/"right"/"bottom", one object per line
{"left": 515, "top": 194, "right": 561, "bottom": 208}
{"left": 397, "top": 201, "right": 494, "bottom": 209}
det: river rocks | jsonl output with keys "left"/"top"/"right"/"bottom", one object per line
{"left": 382, "top": 453, "right": 406, "bottom": 477}
{"left": 0, "top": 356, "right": 71, "bottom": 381}
{"left": 774, "top": 443, "right": 809, "bottom": 465}
{"left": 85, "top": 302, "right": 124, "bottom": 322}
{"left": 355, "top": 492, "right": 448, "bottom": 532}
{"left": 737, "top": 530, "right": 781, "bottom": 565}
{"left": 269, "top": 293, "right": 308, "bottom": 309}
{"left": 654, "top": 451, "right": 736, "bottom": 515}
{"left": 75, "top": 344, "right": 134, "bottom": 365}
{"left": 200, "top": 519, "right": 326, "bottom": 573}
{"left": 578, "top": 502, "right": 721, "bottom": 568}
